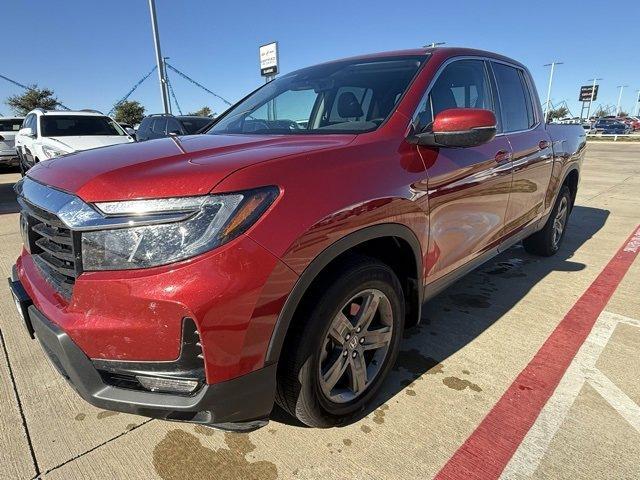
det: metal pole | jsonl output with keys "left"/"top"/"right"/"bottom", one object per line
{"left": 163, "top": 57, "right": 172, "bottom": 114}
{"left": 585, "top": 77, "right": 601, "bottom": 121}
{"left": 148, "top": 0, "right": 170, "bottom": 114}
{"left": 615, "top": 85, "right": 628, "bottom": 116}
{"left": 635, "top": 90, "right": 640, "bottom": 116}
{"left": 543, "top": 62, "right": 562, "bottom": 123}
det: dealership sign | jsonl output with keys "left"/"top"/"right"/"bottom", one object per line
{"left": 259, "top": 42, "right": 279, "bottom": 77}
{"left": 579, "top": 85, "right": 599, "bottom": 102}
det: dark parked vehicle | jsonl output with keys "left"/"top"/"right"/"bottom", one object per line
{"left": 10, "top": 48, "right": 585, "bottom": 431}
{"left": 136, "top": 114, "right": 212, "bottom": 141}
{"left": 594, "top": 119, "right": 628, "bottom": 134}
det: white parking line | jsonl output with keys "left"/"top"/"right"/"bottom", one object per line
{"left": 501, "top": 311, "right": 640, "bottom": 478}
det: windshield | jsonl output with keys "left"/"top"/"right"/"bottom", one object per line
{"left": 40, "top": 115, "right": 126, "bottom": 137}
{"left": 0, "top": 119, "right": 23, "bottom": 132}
{"left": 207, "top": 55, "right": 427, "bottom": 135}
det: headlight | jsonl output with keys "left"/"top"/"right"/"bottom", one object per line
{"left": 41, "top": 145, "right": 68, "bottom": 159}
{"left": 81, "top": 186, "right": 279, "bottom": 271}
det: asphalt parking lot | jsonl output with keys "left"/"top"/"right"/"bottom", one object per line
{"left": 1, "top": 142, "right": 639, "bottom": 480}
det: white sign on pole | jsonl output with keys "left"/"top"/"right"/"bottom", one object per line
{"left": 259, "top": 42, "right": 279, "bottom": 77}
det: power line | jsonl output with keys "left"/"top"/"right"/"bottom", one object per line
{"left": 0, "top": 73, "right": 71, "bottom": 110}
{"left": 165, "top": 63, "right": 233, "bottom": 107}
{"left": 108, "top": 66, "right": 157, "bottom": 115}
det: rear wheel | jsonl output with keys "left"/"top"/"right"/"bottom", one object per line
{"left": 276, "top": 255, "right": 404, "bottom": 427}
{"left": 523, "top": 185, "right": 571, "bottom": 256}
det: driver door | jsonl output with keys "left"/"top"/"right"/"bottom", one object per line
{"left": 414, "top": 58, "right": 513, "bottom": 282}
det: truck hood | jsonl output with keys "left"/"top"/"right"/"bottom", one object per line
{"left": 45, "top": 135, "right": 133, "bottom": 152}
{"left": 27, "top": 134, "right": 355, "bottom": 202}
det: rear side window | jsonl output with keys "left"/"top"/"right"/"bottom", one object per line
{"left": 492, "top": 63, "right": 531, "bottom": 132}
{"left": 138, "top": 117, "right": 152, "bottom": 135}
{"left": 0, "top": 119, "right": 23, "bottom": 131}
{"left": 151, "top": 118, "right": 167, "bottom": 135}
{"left": 414, "top": 59, "right": 493, "bottom": 131}
{"left": 166, "top": 118, "right": 182, "bottom": 135}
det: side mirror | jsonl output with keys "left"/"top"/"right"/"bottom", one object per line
{"left": 408, "top": 108, "right": 497, "bottom": 148}
{"left": 20, "top": 127, "right": 35, "bottom": 138}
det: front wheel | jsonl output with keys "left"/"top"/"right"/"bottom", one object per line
{"left": 275, "top": 255, "right": 404, "bottom": 427}
{"left": 523, "top": 185, "right": 571, "bottom": 256}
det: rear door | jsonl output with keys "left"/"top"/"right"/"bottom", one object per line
{"left": 491, "top": 62, "right": 553, "bottom": 235}
{"left": 414, "top": 58, "right": 513, "bottom": 282}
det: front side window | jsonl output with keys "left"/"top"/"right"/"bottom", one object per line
{"left": 40, "top": 116, "right": 125, "bottom": 137}
{"left": 0, "top": 119, "right": 23, "bottom": 132}
{"left": 492, "top": 63, "right": 530, "bottom": 132}
{"left": 151, "top": 118, "right": 167, "bottom": 135}
{"left": 414, "top": 59, "right": 493, "bottom": 131}
{"left": 207, "top": 55, "right": 427, "bottom": 135}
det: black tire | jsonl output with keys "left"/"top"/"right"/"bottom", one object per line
{"left": 275, "top": 254, "right": 405, "bottom": 427}
{"left": 523, "top": 185, "right": 571, "bottom": 256}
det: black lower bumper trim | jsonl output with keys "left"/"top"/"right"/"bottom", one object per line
{"left": 19, "top": 288, "right": 276, "bottom": 431}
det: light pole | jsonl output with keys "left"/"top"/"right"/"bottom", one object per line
{"left": 635, "top": 90, "right": 640, "bottom": 116}
{"left": 148, "top": 0, "right": 170, "bottom": 114}
{"left": 163, "top": 56, "right": 172, "bottom": 114}
{"left": 543, "top": 62, "right": 563, "bottom": 123}
{"left": 615, "top": 85, "right": 628, "bottom": 116}
{"left": 585, "top": 77, "right": 602, "bottom": 120}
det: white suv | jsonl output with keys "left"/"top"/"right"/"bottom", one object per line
{"left": 15, "top": 109, "right": 134, "bottom": 173}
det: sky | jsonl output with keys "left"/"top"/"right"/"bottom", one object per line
{"left": 2, "top": 0, "right": 639, "bottom": 118}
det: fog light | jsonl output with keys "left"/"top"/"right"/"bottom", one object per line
{"left": 136, "top": 375, "right": 199, "bottom": 394}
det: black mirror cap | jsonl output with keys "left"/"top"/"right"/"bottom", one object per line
{"left": 409, "top": 126, "right": 496, "bottom": 148}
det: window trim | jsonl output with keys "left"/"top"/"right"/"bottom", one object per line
{"left": 488, "top": 59, "right": 541, "bottom": 135}
{"left": 410, "top": 55, "right": 541, "bottom": 139}
{"left": 411, "top": 56, "right": 499, "bottom": 135}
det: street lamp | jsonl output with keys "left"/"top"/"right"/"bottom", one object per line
{"left": 543, "top": 62, "right": 563, "bottom": 123}
{"left": 616, "top": 85, "right": 629, "bottom": 116}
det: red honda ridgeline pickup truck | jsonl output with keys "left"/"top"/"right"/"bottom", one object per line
{"left": 10, "top": 48, "right": 585, "bottom": 431}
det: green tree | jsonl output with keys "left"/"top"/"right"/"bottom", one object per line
{"left": 6, "top": 85, "right": 60, "bottom": 115}
{"left": 188, "top": 106, "right": 214, "bottom": 117}
{"left": 548, "top": 106, "right": 568, "bottom": 121}
{"left": 113, "top": 100, "right": 146, "bottom": 125}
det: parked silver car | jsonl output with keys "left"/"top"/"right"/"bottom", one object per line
{"left": 0, "top": 117, "right": 24, "bottom": 167}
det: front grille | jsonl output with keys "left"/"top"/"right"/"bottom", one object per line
{"left": 21, "top": 201, "right": 79, "bottom": 298}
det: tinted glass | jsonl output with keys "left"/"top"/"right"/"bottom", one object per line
{"left": 40, "top": 116, "right": 124, "bottom": 137}
{"left": 415, "top": 59, "right": 493, "bottom": 130}
{"left": 151, "top": 118, "right": 167, "bottom": 135}
{"left": 166, "top": 118, "right": 182, "bottom": 134}
{"left": 207, "top": 55, "right": 427, "bottom": 135}
{"left": 0, "top": 119, "right": 23, "bottom": 131}
{"left": 179, "top": 117, "right": 211, "bottom": 134}
{"left": 492, "top": 63, "right": 530, "bottom": 132}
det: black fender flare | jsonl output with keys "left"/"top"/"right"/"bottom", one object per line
{"left": 264, "top": 223, "right": 423, "bottom": 364}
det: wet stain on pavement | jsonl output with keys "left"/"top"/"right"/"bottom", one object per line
{"left": 483, "top": 258, "right": 528, "bottom": 278}
{"left": 126, "top": 423, "right": 137, "bottom": 431}
{"left": 96, "top": 410, "right": 119, "bottom": 419}
{"left": 153, "top": 429, "right": 277, "bottom": 480}
{"left": 394, "top": 349, "right": 444, "bottom": 377}
{"left": 343, "top": 438, "right": 352, "bottom": 446}
{"left": 372, "top": 405, "right": 388, "bottom": 424}
{"left": 74, "top": 413, "right": 86, "bottom": 421}
{"left": 462, "top": 369, "right": 471, "bottom": 375}
{"left": 449, "top": 293, "right": 491, "bottom": 309}
{"left": 406, "top": 389, "right": 416, "bottom": 396}
{"left": 443, "top": 376, "right": 482, "bottom": 392}
{"left": 361, "top": 425, "right": 372, "bottom": 433}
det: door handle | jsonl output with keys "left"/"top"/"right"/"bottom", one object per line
{"left": 495, "top": 150, "right": 511, "bottom": 164}
{"left": 538, "top": 140, "right": 550, "bottom": 150}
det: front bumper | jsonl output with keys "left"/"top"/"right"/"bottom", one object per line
{"left": 9, "top": 270, "right": 277, "bottom": 431}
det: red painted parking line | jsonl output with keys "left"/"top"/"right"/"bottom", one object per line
{"left": 435, "top": 225, "right": 640, "bottom": 480}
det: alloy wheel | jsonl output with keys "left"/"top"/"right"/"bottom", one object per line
{"left": 552, "top": 196, "right": 569, "bottom": 249}
{"left": 318, "top": 289, "right": 394, "bottom": 404}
